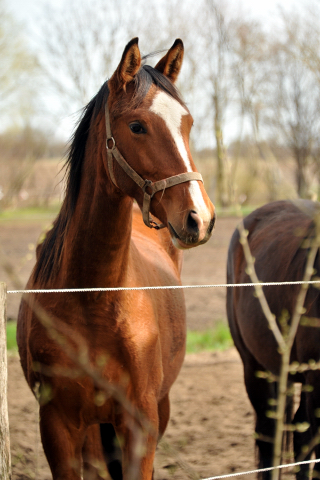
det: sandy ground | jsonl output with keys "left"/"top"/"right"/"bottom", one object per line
{"left": 1, "top": 215, "right": 262, "bottom": 480}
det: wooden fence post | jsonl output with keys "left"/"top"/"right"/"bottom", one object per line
{"left": 0, "top": 282, "right": 11, "bottom": 479}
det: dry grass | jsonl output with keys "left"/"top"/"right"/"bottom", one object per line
{"left": 1, "top": 150, "right": 315, "bottom": 214}
{"left": 193, "top": 152, "right": 299, "bottom": 207}
{"left": 0, "top": 157, "right": 65, "bottom": 210}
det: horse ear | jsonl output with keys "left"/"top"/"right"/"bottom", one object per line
{"left": 109, "top": 38, "right": 141, "bottom": 92}
{"left": 154, "top": 39, "right": 184, "bottom": 83}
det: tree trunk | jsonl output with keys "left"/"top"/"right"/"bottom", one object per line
{"left": 214, "top": 94, "right": 230, "bottom": 207}
{"left": 295, "top": 148, "right": 309, "bottom": 198}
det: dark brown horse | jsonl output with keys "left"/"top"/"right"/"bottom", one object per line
{"left": 17, "top": 38, "right": 215, "bottom": 480}
{"left": 227, "top": 200, "right": 320, "bottom": 480}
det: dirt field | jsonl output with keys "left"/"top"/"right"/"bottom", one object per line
{"left": 1, "top": 215, "right": 261, "bottom": 480}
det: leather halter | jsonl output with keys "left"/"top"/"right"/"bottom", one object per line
{"left": 105, "top": 102, "right": 203, "bottom": 230}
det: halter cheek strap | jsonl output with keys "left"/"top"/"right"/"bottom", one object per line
{"left": 104, "top": 103, "right": 203, "bottom": 230}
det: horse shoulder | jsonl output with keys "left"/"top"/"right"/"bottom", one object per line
{"left": 126, "top": 208, "right": 186, "bottom": 379}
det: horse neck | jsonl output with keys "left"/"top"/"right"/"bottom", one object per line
{"left": 61, "top": 128, "right": 133, "bottom": 288}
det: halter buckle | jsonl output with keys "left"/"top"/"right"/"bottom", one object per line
{"left": 142, "top": 179, "right": 155, "bottom": 197}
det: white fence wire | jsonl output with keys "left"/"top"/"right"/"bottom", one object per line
{"left": 7, "top": 279, "right": 320, "bottom": 294}
{"left": 201, "top": 458, "right": 320, "bottom": 480}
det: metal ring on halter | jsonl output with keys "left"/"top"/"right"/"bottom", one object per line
{"left": 142, "top": 179, "right": 155, "bottom": 197}
{"left": 106, "top": 137, "right": 116, "bottom": 150}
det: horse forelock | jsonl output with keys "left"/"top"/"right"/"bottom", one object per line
{"left": 110, "top": 64, "right": 186, "bottom": 116}
{"left": 33, "top": 64, "right": 186, "bottom": 285}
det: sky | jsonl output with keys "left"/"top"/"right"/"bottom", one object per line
{"left": 5, "top": 0, "right": 301, "bottom": 26}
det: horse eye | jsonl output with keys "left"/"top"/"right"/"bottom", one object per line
{"left": 129, "top": 122, "right": 146, "bottom": 134}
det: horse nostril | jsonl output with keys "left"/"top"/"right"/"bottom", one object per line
{"left": 186, "top": 210, "right": 202, "bottom": 234}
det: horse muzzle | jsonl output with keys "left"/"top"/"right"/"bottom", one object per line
{"left": 168, "top": 209, "right": 216, "bottom": 249}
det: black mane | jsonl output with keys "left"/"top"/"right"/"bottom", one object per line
{"left": 33, "top": 65, "right": 186, "bottom": 285}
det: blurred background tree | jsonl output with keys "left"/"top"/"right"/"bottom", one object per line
{"left": 1, "top": 0, "right": 320, "bottom": 211}
{"left": 0, "top": 0, "right": 40, "bottom": 124}
{"left": 0, "top": 0, "right": 48, "bottom": 210}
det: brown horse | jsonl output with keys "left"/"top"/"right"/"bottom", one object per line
{"left": 227, "top": 200, "right": 320, "bottom": 480}
{"left": 17, "top": 38, "right": 215, "bottom": 480}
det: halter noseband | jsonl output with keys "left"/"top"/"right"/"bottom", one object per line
{"left": 105, "top": 102, "right": 203, "bottom": 230}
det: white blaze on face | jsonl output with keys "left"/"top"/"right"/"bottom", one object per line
{"left": 149, "top": 91, "right": 210, "bottom": 219}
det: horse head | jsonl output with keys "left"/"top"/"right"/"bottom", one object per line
{"left": 106, "top": 38, "right": 215, "bottom": 249}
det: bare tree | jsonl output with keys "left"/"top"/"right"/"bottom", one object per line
{"left": 196, "top": 0, "right": 233, "bottom": 207}
{"left": 35, "top": 0, "right": 192, "bottom": 116}
{"left": 35, "top": 0, "right": 127, "bottom": 114}
{"left": 0, "top": 1, "right": 46, "bottom": 211}
{"left": 266, "top": 37, "right": 320, "bottom": 198}
{"left": 231, "top": 19, "right": 269, "bottom": 145}
{"left": 230, "top": 18, "right": 282, "bottom": 201}
{"left": 279, "top": 3, "right": 320, "bottom": 197}
{"left": 0, "top": 0, "right": 40, "bottom": 124}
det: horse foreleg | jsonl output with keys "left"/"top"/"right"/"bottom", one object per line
{"left": 117, "top": 398, "right": 159, "bottom": 480}
{"left": 242, "top": 359, "right": 276, "bottom": 480}
{"left": 158, "top": 394, "right": 170, "bottom": 439}
{"left": 40, "top": 403, "right": 86, "bottom": 480}
{"left": 82, "top": 424, "right": 108, "bottom": 480}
